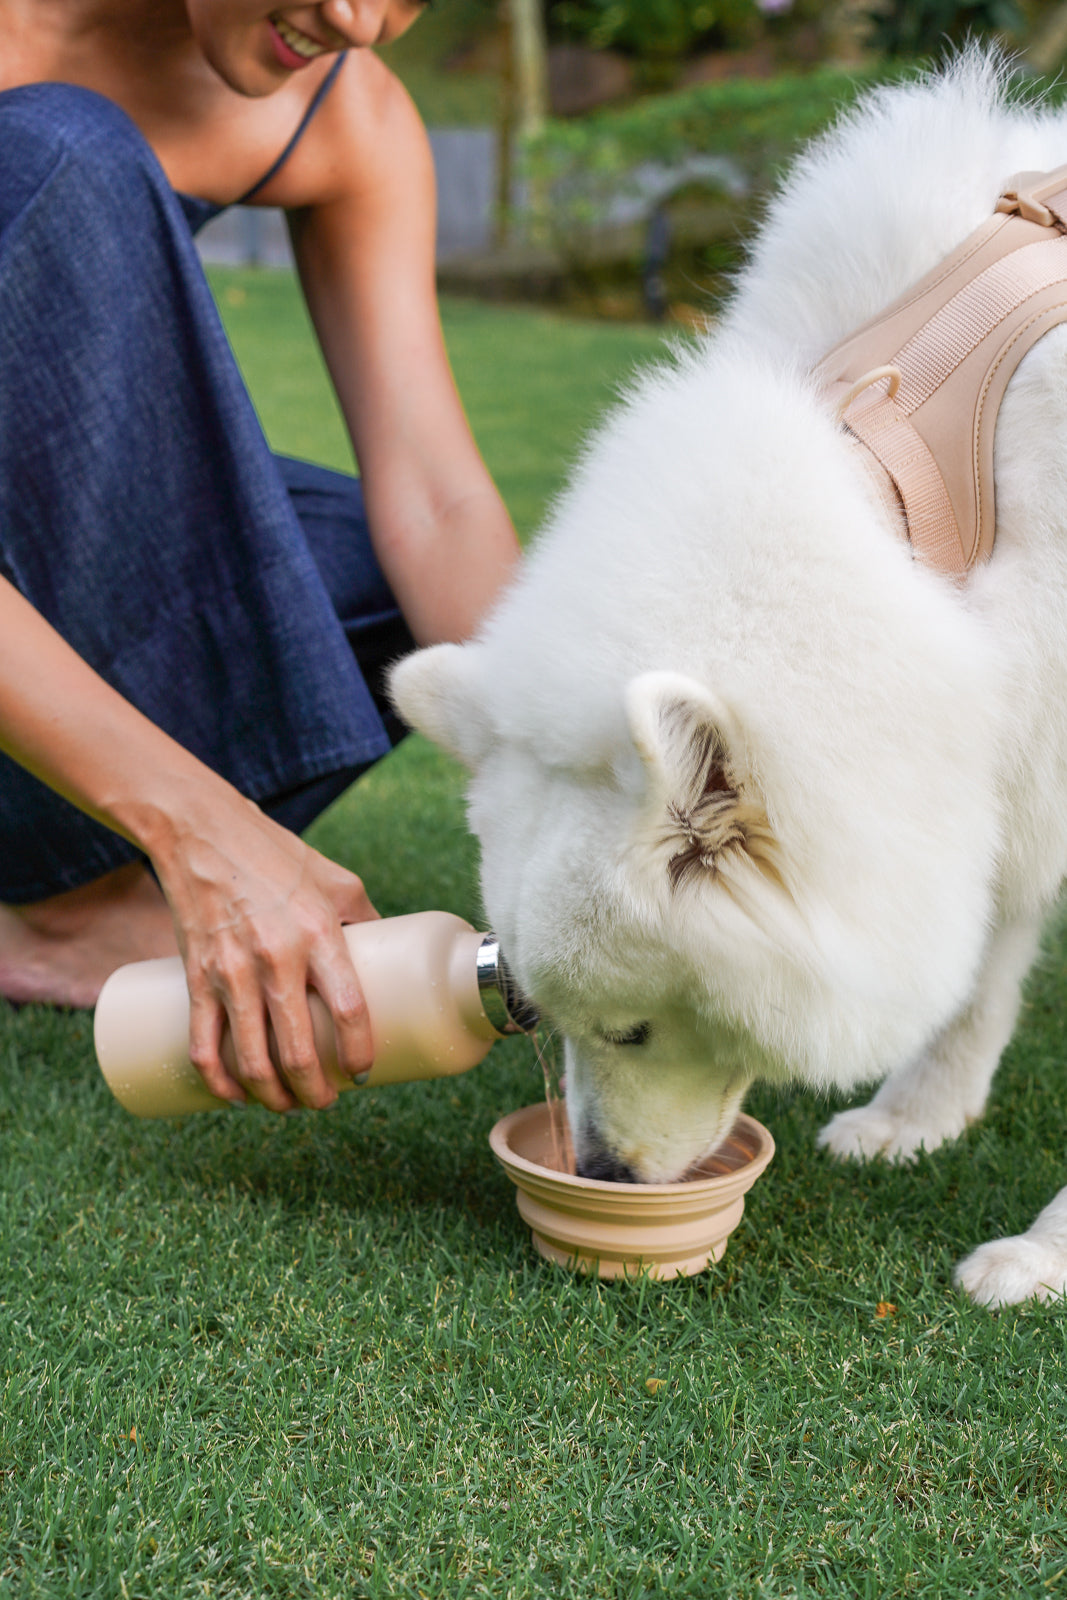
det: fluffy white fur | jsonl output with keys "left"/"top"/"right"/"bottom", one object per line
{"left": 392, "top": 53, "right": 1067, "bottom": 1308}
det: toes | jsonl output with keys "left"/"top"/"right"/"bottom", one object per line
{"left": 954, "top": 1237, "right": 1067, "bottom": 1308}
{"left": 817, "top": 1105, "right": 962, "bottom": 1163}
{"left": 818, "top": 1106, "right": 907, "bottom": 1161}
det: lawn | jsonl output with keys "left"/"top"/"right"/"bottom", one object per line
{"left": 1, "top": 273, "right": 1066, "bottom": 1599}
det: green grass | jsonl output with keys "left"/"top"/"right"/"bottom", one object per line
{"left": 211, "top": 270, "right": 666, "bottom": 538}
{"left": 2, "top": 272, "right": 1067, "bottom": 1597}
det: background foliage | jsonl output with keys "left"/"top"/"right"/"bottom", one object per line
{"left": 548, "top": 0, "right": 757, "bottom": 60}
{"left": 522, "top": 66, "right": 880, "bottom": 197}
{"left": 545, "top": 0, "right": 1034, "bottom": 63}
{"left": 868, "top": 0, "right": 1027, "bottom": 56}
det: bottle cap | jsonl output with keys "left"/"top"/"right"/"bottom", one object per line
{"left": 476, "top": 936, "right": 540, "bottom": 1035}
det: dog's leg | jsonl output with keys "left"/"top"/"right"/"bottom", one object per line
{"left": 817, "top": 914, "right": 1042, "bottom": 1163}
{"left": 954, "top": 1186, "right": 1067, "bottom": 1308}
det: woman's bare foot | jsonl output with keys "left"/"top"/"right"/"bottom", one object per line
{"left": 0, "top": 862, "right": 179, "bottom": 1009}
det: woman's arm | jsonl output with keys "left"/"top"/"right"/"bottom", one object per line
{"left": 0, "top": 574, "right": 377, "bottom": 1112}
{"left": 280, "top": 54, "right": 522, "bottom": 644}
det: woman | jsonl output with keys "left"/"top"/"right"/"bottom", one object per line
{"left": 0, "top": 1, "right": 521, "bottom": 1112}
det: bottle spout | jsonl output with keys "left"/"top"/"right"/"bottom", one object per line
{"left": 476, "top": 936, "right": 540, "bottom": 1035}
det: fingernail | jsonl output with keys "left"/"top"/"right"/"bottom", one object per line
{"left": 353, "top": 1069, "right": 372, "bottom": 1087}
{"left": 227, "top": 1099, "right": 247, "bottom": 1112}
{"left": 333, "top": 0, "right": 353, "bottom": 20}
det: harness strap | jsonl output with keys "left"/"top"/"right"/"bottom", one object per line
{"left": 814, "top": 162, "right": 1067, "bottom": 576}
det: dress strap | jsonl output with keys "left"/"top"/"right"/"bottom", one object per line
{"left": 236, "top": 52, "right": 347, "bottom": 206}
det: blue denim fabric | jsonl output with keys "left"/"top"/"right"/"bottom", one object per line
{"left": 0, "top": 84, "right": 414, "bottom": 902}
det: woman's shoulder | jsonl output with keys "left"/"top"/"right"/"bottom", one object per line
{"left": 251, "top": 50, "right": 433, "bottom": 212}
{"left": 0, "top": 10, "right": 430, "bottom": 216}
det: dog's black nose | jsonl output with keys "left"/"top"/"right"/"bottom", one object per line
{"left": 575, "top": 1147, "right": 639, "bottom": 1185}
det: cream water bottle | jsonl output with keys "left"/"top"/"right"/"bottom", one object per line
{"left": 94, "top": 910, "right": 538, "bottom": 1117}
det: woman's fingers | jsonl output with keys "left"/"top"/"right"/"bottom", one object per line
{"left": 311, "top": 860, "right": 379, "bottom": 1080}
{"left": 187, "top": 982, "right": 247, "bottom": 1106}
{"left": 187, "top": 944, "right": 298, "bottom": 1113}
{"left": 162, "top": 811, "right": 384, "bottom": 1111}
{"left": 263, "top": 959, "right": 342, "bottom": 1111}
{"left": 198, "top": 924, "right": 372, "bottom": 1112}
{"left": 309, "top": 936, "right": 375, "bottom": 1084}
{"left": 316, "top": 857, "right": 379, "bottom": 925}
{"left": 224, "top": 973, "right": 298, "bottom": 1113}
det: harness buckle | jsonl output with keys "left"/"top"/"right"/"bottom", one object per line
{"left": 834, "top": 365, "right": 902, "bottom": 422}
{"left": 995, "top": 172, "right": 1058, "bottom": 228}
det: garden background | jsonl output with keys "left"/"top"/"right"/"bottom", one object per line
{"left": 4, "top": 3, "right": 1067, "bottom": 1595}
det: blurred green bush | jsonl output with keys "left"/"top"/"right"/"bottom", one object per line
{"left": 868, "top": 0, "right": 1025, "bottom": 56}
{"left": 548, "top": 0, "right": 757, "bottom": 60}
{"left": 523, "top": 66, "right": 883, "bottom": 219}
{"left": 514, "top": 67, "right": 889, "bottom": 309}
{"left": 545, "top": 0, "right": 1031, "bottom": 67}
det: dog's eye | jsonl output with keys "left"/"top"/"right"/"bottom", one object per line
{"left": 599, "top": 1022, "right": 651, "bottom": 1048}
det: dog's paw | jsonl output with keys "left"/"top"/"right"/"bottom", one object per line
{"left": 817, "top": 1104, "right": 960, "bottom": 1163}
{"left": 954, "top": 1236, "right": 1067, "bottom": 1308}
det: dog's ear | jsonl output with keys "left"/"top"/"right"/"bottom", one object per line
{"left": 625, "top": 671, "right": 779, "bottom": 890}
{"left": 389, "top": 643, "right": 491, "bottom": 770}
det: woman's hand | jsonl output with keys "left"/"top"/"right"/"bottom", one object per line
{"left": 0, "top": 571, "right": 380, "bottom": 1112}
{"left": 153, "top": 790, "right": 378, "bottom": 1112}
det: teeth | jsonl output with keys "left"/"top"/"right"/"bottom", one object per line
{"left": 272, "top": 15, "right": 325, "bottom": 58}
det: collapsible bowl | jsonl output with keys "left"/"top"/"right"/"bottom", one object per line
{"left": 489, "top": 1103, "right": 774, "bottom": 1281}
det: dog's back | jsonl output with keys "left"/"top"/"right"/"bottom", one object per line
{"left": 728, "top": 52, "right": 1067, "bottom": 367}
{"left": 724, "top": 51, "right": 1067, "bottom": 918}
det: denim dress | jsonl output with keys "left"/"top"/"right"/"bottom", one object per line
{"left": 0, "top": 71, "right": 415, "bottom": 902}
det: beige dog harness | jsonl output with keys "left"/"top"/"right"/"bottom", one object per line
{"left": 815, "top": 164, "right": 1067, "bottom": 577}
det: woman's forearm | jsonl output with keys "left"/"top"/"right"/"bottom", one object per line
{"left": 361, "top": 477, "right": 520, "bottom": 645}
{"left": 287, "top": 74, "right": 522, "bottom": 647}
{"left": 0, "top": 573, "right": 380, "bottom": 1111}
{"left": 0, "top": 573, "right": 234, "bottom": 864}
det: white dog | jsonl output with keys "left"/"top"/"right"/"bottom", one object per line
{"left": 392, "top": 52, "right": 1067, "bottom": 1308}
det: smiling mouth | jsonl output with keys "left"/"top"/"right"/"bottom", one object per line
{"left": 269, "top": 14, "right": 334, "bottom": 60}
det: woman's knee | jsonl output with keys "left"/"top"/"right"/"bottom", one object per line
{"left": 0, "top": 84, "right": 160, "bottom": 208}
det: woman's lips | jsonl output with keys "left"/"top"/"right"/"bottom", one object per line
{"left": 267, "top": 16, "right": 327, "bottom": 69}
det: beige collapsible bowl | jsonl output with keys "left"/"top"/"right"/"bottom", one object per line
{"left": 489, "top": 1103, "right": 774, "bottom": 1280}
